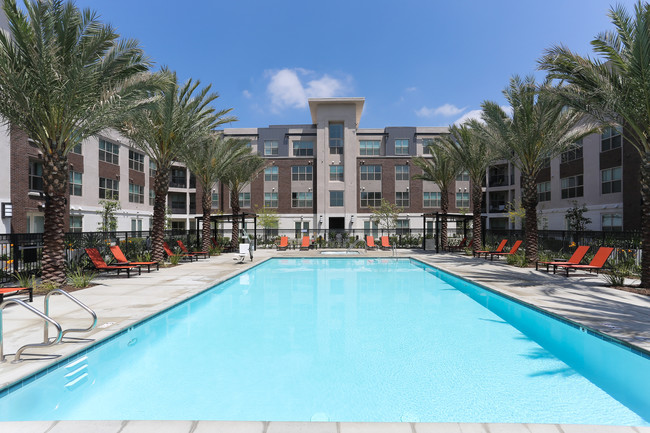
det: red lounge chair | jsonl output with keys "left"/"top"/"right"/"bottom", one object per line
{"left": 380, "top": 236, "right": 392, "bottom": 250}
{"left": 109, "top": 245, "right": 159, "bottom": 272}
{"left": 0, "top": 287, "right": 33, "bottom": 303}
{"left": 277, "top": 236, "right": 289, "bottom": 251}
{"left": 487, "top": 240, "right": 522, "bottom": 260}
{"left": 163, "top": 242, "right": 194, "bottom": 262}
{"left": 366, "top": 236, "right": 378, "bottom": 250}
{"left": 447, "top": 237, "right": 468, "bottom": 252}
{"left": 299, "top": 236, "right": 310, "bottom": 251}
{"left": 177, "top": 240, "right": 209, "bottom": 258}
{"left": 536, "top": 246, "right": 590, "bottom": 273}
{"left": 85, "top": 248, "right": 140, "bottom": 278}
{"left": 474, "top": 239, "right": 507, "bottom": 258}
{"left": 556, "top": 247, "right": 614, "bottom": 276}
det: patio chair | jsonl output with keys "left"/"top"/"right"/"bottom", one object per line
{"left": 109, "top": 245, "right": 159, "bottom": 272}
{"left": 233, "top": 243, "right": 249, "bottom": 263}
{"left": 487, "top": 240, "right": 522, "bottom": 260}
{"left": 447, "top": 237, "right": 467, "bottom": 252}
{"left": 0, "top": 287, "right": 33, "bottom": 303}
{"left": 473, "top": 239, "right": 507, "bottom": 258}
{"left": 366, "top": 236, "right": 378, "bottom": 250}
{"left": 380, "top": 236, "right": 392, "bottom": 250}
{"left": 163, "top": 242, "right": 194, "bottom": 262}
{"left": 556, "top": 247, "right": 614, "bottom": 277}
{"left": 85, "top": 248, "right": 141, "bottom": 278}
{"left": 177, "top": 240, "right": 209, "bottom": 259}
{"left": 277, "top": 236, "right": 289, "bottom": 251}
{"left": 299, "top": 236, "right": 311, "bottom": 251}
{"left": 536, "top": 246, "right": 590, "bottom": 273}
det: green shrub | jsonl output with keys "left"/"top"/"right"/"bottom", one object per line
{"left": 13, "top": 271, "right": 36, "bottom": 288}
{"left": 67, "top": 268, "right": 97, "bottom": 288}
{"left": 506, "top": 252, "right": 528, "bottom": 267}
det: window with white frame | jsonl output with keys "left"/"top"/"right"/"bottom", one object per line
{"left": 149, "top": 161, "right": 157, "bottom": 178}
{"left": 293, "top": 141, "right": 314, "bottom": 156}
{"left": 537, "top": 181, "right": 551, "bottom": 202}
{"left": 264, "top": 140, "right": 279, "bottom": 156}
{"left": 71, "top": 142, "right": 82, "bottom": 154}
{"left": 129, "top": 183, "right": 144, "bottom": 203}
{"left": 330, "top": 190, "right": 343, "bottom": 207}
{"left": 131, "top": 218, "right": 143, "bottom": 232}
{"left": 422, "top": 138, "right": 434, "bottom": 154}
{"left": 239, "top": 192, "right": 251, "bottom": 208}
{"left": 99, "top": 139, "right": 119, "bottom": 164}
{"left": 396, "top": 219, "right": 410, "bottom": 235}
{"left": 211, "top": 191, "right": 219, "bottom": 209}
{"left": 601, "top": 167, "right": 622, "bottom": 194}
{"left": 360, "top": 191, "right": 382, "bottom": 207}
{"left": 602, "top": 213, "right": 622, "bottom": 231}
{"left": 329, "top": 123, "right": 343, "bottom": 154}
{"left": 395, "top": 165, "right": 409, "bottom": 181}
{"left": 99, "top": 177, "right": 119, "bottom": 199}
{"left": 28, "top": 160, "right": 43, "bottom": 191}
{"left": 291, "top": 166, "right": 313, "bottom": 181}
{"left": 129, "top": 150, "right": 145, "bottom": 172}
{"left": 456, "top": 170, "right": 470, "bottom": 181}
{"left": 329, "top": 165, "right": 344, "bottom": 181}
{"left": 360, "top": 140, "right": 380, "bottom": 156}
{"left": 360, "top": 165, "right": 381, "bottom": 180}
{"left": 423, "top": 191, "right": 441, "bottom": 207}
{"left": 264, "top": 166, "right": 278, "bottom": 181}
{"left": 396, "top": 191, "right": 409, "bottom": 207}
{"left": 395, "top": 139, "right": 409, "bottom": 155}
{"left": 456, "top": 192, "right": 470, "bottom": 208}
{"left": 69, "top": 215, "right": 83, "bottom": 233}
{"left": 291, "top": 192, "right": 313, "bottom": 208}
{"left": 601, "top": 126, "right": 622, "bottom": 152}
{"left": 264, "top": 192, "right": 278, "bottom": 208}
{"left": 69, "top": 171, "right": 82, "bottom": 196}
{"left": 561, "top": 175, "right": 583, "bottom": 199}
{"left": 149, "top": 189, "right": 155, "bottom": 206}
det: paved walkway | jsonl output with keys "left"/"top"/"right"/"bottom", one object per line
{"left": 0, "top": 249, "right": 649, "bottom": 432}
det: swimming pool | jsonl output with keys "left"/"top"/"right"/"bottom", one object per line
{"left": 0, "top": 258, "right": 648, "bottom": 424}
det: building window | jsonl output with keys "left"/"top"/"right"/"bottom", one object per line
{"left": 169, "top": 193, "right": 186, "bottom": 213}
{"left": 602, "top": 213, "right": 623, "bottom": 231}
{"left": 396, "top": 219, "right": 410, "bottom": 235}
{"left": 239, "top": 192, "right": 251, "bottom": 208}
{"left": 360, "top": 191, "right": 382, "bottom": 208}
{"left": 456, "top": 192, "right": 470, "bottom": 208}
{"left": 537, "top": 181, "right": 551, "bottom": 202}
{"left": 329, "top": 123, "right": 343, "bottom": 154}
{"left": 149, "top": 189, "right": 155, "bottom": 206}
{"left": 291, "top": 166, "right": 313, "bottom": 181}
{"left": 99, "top": 177, "right": 119, "bottom": 200}
{"left": 601, "top": 126, "right": 622, "bottom": 152}
{"left": 99, "top": 139, "right": 119, "bottom": 165}
{"left": 264, "top": 192, "right": 278, "bottom": 208}
{"left": 28, "top": 160, "right": 43, "bottom": 191}
{"left": 170, "top": 167, "right": 186, "bottom": 188}
{"left": 561, "top": 139, "right": 583, "bottom": 163}
{"left": 395, "top": 139, "right": 409, "bottom": 155}
{"left": 456, "top": 170, "right": 470, "bottom": 181}
{"left": 360, "top": 140, "right": 380, "bottom": 156}
{"left": 211, "top": 191, "right": 219, "bottom": 209}
{"left": 423, "top": 138, "right": 434, "bottom": 154}
{"left": 294, "top": 221, "right": 309, "bottom": 238}
{"left": 330, "top": 190, "right": 344, "bottom": 207}
{"left": 396, "top": 191, "right": 410, "bottom": 207}
{"left": 561, "top": 175, "right": 584, "bottom": 199}
{"left": 129, "top": 150, "right": 145, "bottom": 172}
{"left": 69, "top": 171, "right": 82, "bottom": 196}
{"left": 364, "top": 220, "right": 379, "bottom": 237}
{"left": 131, "top": 218, "right": 143, "bottom": 232}
{"left": 129, "top": 183, "right": 144, "bottom": 203}
{"left": 601, "top": 167, "right": 622, "bottom": 194}
{"left": 264, "top": 140, "right": 279, "bottom": 156}
{"left": 292, "top": 192, "right": 313, "bottom": 208}
{"left": 330, "top": 165, "right": 344, "bottom": 181}
{"left": 423, "top": 191, "right": 440, "bottom": 207}
{"left": 149, "top": 161, "right": 157, "bottom": 178}
{"left": 69, "top": 215, "right": 83, "bottom": 233}
{"left": 395, "top": 165, "right": 409, "bottom": 181}
{"left": 360, "top": 165, "right": 382, "bottom": 180}
{"left": 264, "top": 166, "right": 278, "bottom": 181}
{"left": 293, "top": 141, "right": 314, "bottom": 156}
{"left": 71, "top": 142, "right": 82, "bottom": 155}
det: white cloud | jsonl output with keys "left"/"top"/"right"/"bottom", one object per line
{"left": 405, "top": 86, "right": 417, "bottom": 92}
{"left": 453, "top": 105, "right": 513, "bottom": 125}
{"left": 266, "top": 68, "right": 350, "bottom": 111}
{"left": 242, "top": 90, "right": 252, "bottom": 99}
{"left": 416, "top": 103, "right": 465, "bottom": 118}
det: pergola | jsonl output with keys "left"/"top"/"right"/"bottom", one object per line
{"left": 195, "top": 212, "right": 258, "bottom": 249}
{"left": 421, "top": 212, "right": 474, "bottom": 253}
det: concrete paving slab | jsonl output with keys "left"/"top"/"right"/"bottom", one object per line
{"left": 267, "top": 421, "right": 338, "bottom": 433}
{"left": 121, "top": 420, "right": 195, "bottom": 433}
{"left": 194, "top": 421, "right": 266, "bottom": 433}
{"left": 339, "top": 422, "right": 412, "bottom": 433}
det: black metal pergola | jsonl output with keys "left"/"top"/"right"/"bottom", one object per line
{"left": 421, "top": 212, "right": 474, "bottom": 253}
{"left": 195, "top": 212, "right": 257, "bottom": 249}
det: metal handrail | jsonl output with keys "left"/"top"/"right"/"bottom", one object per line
{"left": 0, "top": 299, "right": 63, "bottom": 363}
{"left": 44, "top": 289, "right": 97, "bottom": 342}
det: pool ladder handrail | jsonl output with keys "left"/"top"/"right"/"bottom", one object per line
{"left": 44, "top": 289, "right": 97, "bottom": 342}
{"left": 0, "top": 298, "right": 63, "bottom": 363}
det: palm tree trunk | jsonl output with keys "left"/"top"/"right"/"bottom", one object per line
{"left": 41, "top": 149, "right": 68, "bottom": 286}
{"left": 471, "top": 182, "right": 482, "bottom": 253}
{"left": 440, "top": 188, "right": 448, "bottom": 249}
{"left": 522, "top": 173, "right": 539, "bottom": 264}
{"left": 201, "top": 186, "right": 212, "bottom": 253}
{"left": 640, "top": 151, "right": 650, "bottom": 288}
{"left": 151, "top": 166, "right": 170, "bottom": 262}
{"left": 230, "top": 190, "right": 240, "bottom": 250}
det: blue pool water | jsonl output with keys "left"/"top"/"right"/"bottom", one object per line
{"left": 0, "top": 258, "right": 649, "bottom": 424}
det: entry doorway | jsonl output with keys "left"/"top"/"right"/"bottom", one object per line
{"left": 328, "top": 217, "right": 345, "bottom": 231}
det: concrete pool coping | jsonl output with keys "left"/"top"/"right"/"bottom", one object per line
{"left": 0, "top": 249, "right": 649, "bottom": 432}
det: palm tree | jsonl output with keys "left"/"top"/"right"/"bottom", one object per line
{"left": 121, "top": 70, "right": 235, "bottom": 262}
{"left": 539, "top": 1, "right": 650, "bottom": 287}
{"left": 412, "top": 143, "right": 460, "bottom": 250}
{"left": 0, "top": 0, "right": 154, "bottom": 285}
{"left": 181, "top": 134, "right": 250, "bottom": 253}
{"left": 440, "top": 122, "right": 494, "bottom": 254}
{"left": 480, "top": 75, "right": 597, "bottom": 264}
{"left": 218, "top": 152, "right": 266, "bottom": 250}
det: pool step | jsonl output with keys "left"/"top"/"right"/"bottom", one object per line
{"left": 64, "top": 356, "right": 89, "bottom": 391}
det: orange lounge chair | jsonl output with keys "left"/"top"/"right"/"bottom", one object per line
{"left": 447, "top": 237, "right": 467, "bottom": 252}
{"left": 556, "top": 247, "right": 614, "bottom": 276}
{"left": 366, "top": 236, "right": 378, "bottom": 250}
{"left": 85, "top": 248, "right": 140, "bottom": 278}
{"left": 299, "top": 236, "right": 310, "bottom": 251}
{"left": 380, "top": 236, "right": 392, "bottom": 250}
{"left": 536, "top": 246, "right": 590, "bottom": 273}
{"left": 277, "top": 236, "right": 289, "bottom": 251}
{"left": 0, "top": 287, "right": 33, "bottom": 303}
{"left": 163, "top": 242, "right": 194, "bottom": 262}
{"left": 487, "top": 240, "right": 522, "bottom": 260}
{"left": 109, "top": 245, "right": 159, "bottom": 272}
{"left": 473, "top": 239, "right": 507, "bottom": 258}
{"left": 177, "top": 240, "right": 209, "bottom": 259}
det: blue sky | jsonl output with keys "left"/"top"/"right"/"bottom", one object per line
{"left": 73, "top": 0, "right": 638, "bottom": 129}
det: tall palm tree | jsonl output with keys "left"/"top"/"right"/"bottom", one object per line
{"left": 412, "top": 143, "right": 460, "bottom": 250}
{"left": 121, "top": 70, "right": 235, "bottom": 262}
{"left": 181, "top": 134, "right": 250, "bottom": 253}
{"left": 441, "top": 122, "right": 494, "bottom": 254}
{"left": 218, "top": 152, "right": 266, "bottom": 250}
{"left": 539, "top": 1, "right": 650, "bottom": 287}
{"left": 480, "top": 75, "right": 597, "bottom": 264}
{"left": 0, "top": 0, "right": 154, "bottom": 285}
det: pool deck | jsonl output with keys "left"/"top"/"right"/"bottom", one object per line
{"left": 1, "top": 248, "right": 649, "bottom": 433}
